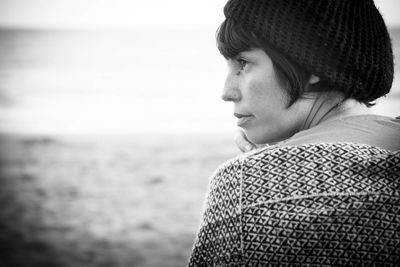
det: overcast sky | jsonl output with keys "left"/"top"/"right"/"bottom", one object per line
{"left": 0, "top": 0, "right": 225, "bottom": 29}
{"left": 0, "top": 0, "right": 399, "bottom": 29}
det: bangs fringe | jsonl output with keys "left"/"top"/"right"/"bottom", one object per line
{"left": 216, "top": 18, "right": 260, "bottom": 59}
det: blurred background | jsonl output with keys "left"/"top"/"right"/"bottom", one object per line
{"left": 0, "top": 0, "right": 399, "bottom": 266}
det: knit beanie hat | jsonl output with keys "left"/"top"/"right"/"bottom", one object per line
{"left": 223, "top": 0, "right": 394, "bottom": 102}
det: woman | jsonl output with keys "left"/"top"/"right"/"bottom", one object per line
{"left": 189, "top": 0, "right": 400, "bottom": 266}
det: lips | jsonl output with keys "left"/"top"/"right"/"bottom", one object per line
{"left": 234, "top": 113, "right": 254, "bottom": 127}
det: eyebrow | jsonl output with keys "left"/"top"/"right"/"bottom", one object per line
{"left": 233, "top": 51, "right": 249, "bottom": 59}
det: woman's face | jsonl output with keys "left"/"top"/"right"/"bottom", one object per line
{"left": 222, "top": 48, "right": 310, "bottom": 144}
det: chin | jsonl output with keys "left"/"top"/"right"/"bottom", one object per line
{"left": 245, "top": 129, "right": 284, "bottom": 145}
{"left": 245, "top": 131, "right": 271, "bottom": 145}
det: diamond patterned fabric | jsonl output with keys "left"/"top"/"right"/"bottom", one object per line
{"left": 188, "top": 143, "right": 400, "bottom": 266}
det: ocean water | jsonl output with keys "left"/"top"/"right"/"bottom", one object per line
{"left": 0, "top": 28, "right": 399, "bottom": 134}
{"left": 0, "top": 28, "right": 230, "bottom": 134}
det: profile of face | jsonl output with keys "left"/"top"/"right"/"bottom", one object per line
{"left": 222, "top": 48, "right": 316, "bottom": 145}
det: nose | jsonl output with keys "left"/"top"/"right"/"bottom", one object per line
{"left": 221, "top": 75, "right": 241, "bottom": 102}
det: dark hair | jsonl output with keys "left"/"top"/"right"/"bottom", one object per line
{"left": 216, "top": 18, "right": 332, "bottom": 106}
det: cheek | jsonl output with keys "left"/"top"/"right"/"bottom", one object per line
{"left": 246, "top": 76, "right": 288, "bottom": 110}
{"left": 244, "top": 76, "right": 295, "bottom": 144}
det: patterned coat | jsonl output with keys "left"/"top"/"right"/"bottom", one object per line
{"left": 188, "top": 143, "right": 400, "bottom": 266}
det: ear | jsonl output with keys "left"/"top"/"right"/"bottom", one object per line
{"left": 308, "top": 74, "right": 320, "bottom": 85}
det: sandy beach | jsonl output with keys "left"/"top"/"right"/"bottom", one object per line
{"left": 0, "top": 133, "right": 239, "bottom": 267}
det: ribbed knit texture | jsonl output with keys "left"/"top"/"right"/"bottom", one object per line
{"left": 223, "top": 0, "right": 394, "bottom": 103}
{"left": 188, "top": 143, "right": 400, "bottom": 266}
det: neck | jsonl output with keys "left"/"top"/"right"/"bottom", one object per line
{"left": 300, "top": 91, "right": 370, "bottom": 131}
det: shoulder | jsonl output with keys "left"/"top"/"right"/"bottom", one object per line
{"left": 192, "top": 143, "right": 400, "bottom": 265}
{"left": 217, "top": 142, "right": 400, "bottom": 174}
{"left": 238, "top": 141, "right": 399, "bottom": 165}
{"left": 212, "top": 142, "right": 400, "bottom": 197}
{"left": 216, "top": 143, "right": 399, "bottom": 204}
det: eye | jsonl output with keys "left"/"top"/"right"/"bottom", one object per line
{"left": 237, "top": 59, "right": 248, "bottom": 71}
